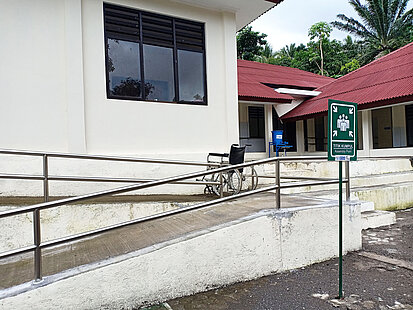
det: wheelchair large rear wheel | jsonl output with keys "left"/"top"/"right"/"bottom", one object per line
{"left": 227, "top": 170, "right": 242, "bottom": 195}
{"left": 242, "top": 166, "right": 258, "bottom": 191}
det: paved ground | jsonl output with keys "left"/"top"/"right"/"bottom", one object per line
{"left": 144, "top": 208, "right": 413, "bottom": 310}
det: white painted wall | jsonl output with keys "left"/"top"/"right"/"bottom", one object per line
{"left": 0, "top": 0, "right": 238, "bottom": 156}
{"left": 82, "top": 0, "right": 238, "bottom": 156}
{"left": 0, "top": 0, "right": 68, "bottom": 152}
{"left": 0, "top": 0, "right": 240, "bottom": 196}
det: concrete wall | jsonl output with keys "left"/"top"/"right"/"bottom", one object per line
{"left": 354, "top": 182, "right": 413, "bottom": 211}
{"left": 0, "top": 203, "right": 361, "bottom": 309}
{"left": 0, "top": 201, "right": 184, "bottom": 252}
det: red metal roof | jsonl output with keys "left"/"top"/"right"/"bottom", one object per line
{"left": 237, "top": 59, "right": 334, "bottom": 103}
{"left": 282, "top": 42, "right": 413, "bottom": 120}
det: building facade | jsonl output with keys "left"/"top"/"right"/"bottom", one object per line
{"left": 0, "top": 0, "right": 283, "bottom": 196}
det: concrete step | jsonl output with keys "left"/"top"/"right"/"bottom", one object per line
{"left": 361, "top": 210, "right": 396, "bottom": 230}
{"left": 360, "top": 201, "right": 375, "bottom": 212}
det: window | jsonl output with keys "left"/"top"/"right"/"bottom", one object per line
{"left": 104, "top": 3, "right": 207, "bottom": 104}
{"left": 372, "top": 107, "right": 393, "bottom": 148}
{"left": 314, "top": 116, "right": 326, "bottom": 151}
{"left": 248, "top": 106, "right": 265, "bottom": 138}
{"left": 304, "top": 117, "right": 327, "bottom": 152}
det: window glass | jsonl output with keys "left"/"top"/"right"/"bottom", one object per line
{"left": 143, "top": 44, "right": 175, "bottom": 102}
{"left": 285, "top": 121, "right": 297, "bottom": 152}
{"left": 372, "top": 107, "right": 393, "bottom": 148}
{"left": 315, "top": 116, "right": 326, "bottom": 151}
{"left": 107, "top": 39, "right": 141, "bottom": 98}
{"left": 248, "top": 106, "right": 265, "bottom": 138}
{"left": 178, "top": 50, "right": 205, "bottom": 102}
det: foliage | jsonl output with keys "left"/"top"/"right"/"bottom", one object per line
{"left": 236, "top": 26, "right": 268, "bottom": 60}
{"left": 332, "top": 0, "right": 413, "bottom": 61}
{"left": 308, "top": 22, "right": 333, "bottom": 75}
{"left": 236, "top": 25, "right": 366, "bottom": 77}
{"left": 308, "top": 22, "right": 333, "bottom": 41}
{"left": 340, "top": 59, "right": 361, "bottom": 75}
{"left": 236, "top": 0, "right": 413, "bottom": 77}
{"left": 112, "top": 78, "right": 154, "bottom": 97}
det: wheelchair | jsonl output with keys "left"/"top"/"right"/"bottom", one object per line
{"left": 202, "top": 144, "right": 258, "bottom": 196}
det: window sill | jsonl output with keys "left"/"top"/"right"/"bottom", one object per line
{"left": 107, "top": 95, "right": 207, "bottom": 106}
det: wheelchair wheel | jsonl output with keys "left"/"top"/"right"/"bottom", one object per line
{"left": 227, "top": 170, "right": 242, "bottom": 195}
{"left": 242, "top": 166, "right": 258, "bottom": 191}
{"left": 211, "top": 173, "right": 224, "bottom": 196}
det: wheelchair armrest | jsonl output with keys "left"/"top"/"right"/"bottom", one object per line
{"left": 208, "top": 152, "right": 229, "bottom": 157}
{"left": 207, "top": 152, "right": 229, "bottom": 164}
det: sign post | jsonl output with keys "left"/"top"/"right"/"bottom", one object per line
{"left": 327, "top": 99, "right": 357, "bottom": 299}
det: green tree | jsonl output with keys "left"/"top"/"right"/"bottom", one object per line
{"left": 340, "top": 59, "right": 361, "bottom": 75}
{"left": 308, "top": 22, "right": 333, "bottom": 75}
{"left": 332, "top": 0, "right": 413, "bottom": 61}
{"left": 256, "top": 44, "right": 276, "bottom": 63}
{"left": 237, "top": 26, "right": 268, "bottom": 60}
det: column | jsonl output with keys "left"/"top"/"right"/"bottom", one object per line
{"left": 65, "top": 0, "right": 87, "bottom": 153}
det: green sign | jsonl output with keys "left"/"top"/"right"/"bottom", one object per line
{"left": 328, "top": 99, "right": 357, "bottom": 161}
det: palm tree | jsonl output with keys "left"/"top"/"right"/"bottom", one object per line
{"left": 255, "top": 43, "right": 275, "bottom": 63}
{"left": 332, "top": 0, "right": 413, "bottom": 60}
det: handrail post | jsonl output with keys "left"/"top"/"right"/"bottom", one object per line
{"left": 275, "top": 159, "right": 280, "bottom": 209}
{"left": 219, "top": 171, "right": 223, "bottom": 198}
{"left": 34, "top": 155, "right": 48, "bottom": 282}
{"left": 251, "top": 166, "right": 255, "bottom": 190}
{"left": 345, "top": 161, "right": 350, "bottom": 201}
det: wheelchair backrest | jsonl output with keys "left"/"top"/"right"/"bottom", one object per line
{"left": 229, "top": 144, "right": 246, "bottom": 165}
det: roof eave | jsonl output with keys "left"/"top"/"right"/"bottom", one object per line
{"left": 238, "top": 96, "right": 292, "bottom": 103}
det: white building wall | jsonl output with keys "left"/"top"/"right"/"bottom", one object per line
{"left": 81, "top": 0, "right": 238, "bottom": 157}
{"left": 0, "top": 0, "right": 238, "bottom": 157}
{"left": 0, "top": 0, "right": 240, "bottom": 196}
{"left": 0, "top": 0, "right": 68, "bottom": 152}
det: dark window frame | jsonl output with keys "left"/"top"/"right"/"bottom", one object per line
{"left": 248, "top": 106, "right": 265, "bottom": 139}
{"left": 103, "top": 3, "right": 207, "bottom": 105}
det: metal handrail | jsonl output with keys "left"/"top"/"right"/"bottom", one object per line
{"left": 0, "top": 173, "right": 218, "bottom": 186}
{"left": 1, "top": 148, "right": 410, "bottom": 285}
{"left": 0, "top": 150, "right": 341, "bottom": 284}
{"left": 0, "top": 148, "right": 220, "bottom": 167}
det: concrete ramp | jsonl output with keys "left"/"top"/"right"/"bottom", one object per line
{"left": 0, "top": 194, "right": 362, "bottom": 309}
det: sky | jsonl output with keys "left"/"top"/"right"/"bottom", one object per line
{"left": 250, "top": 0, "right": 413, "bottom": 51}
